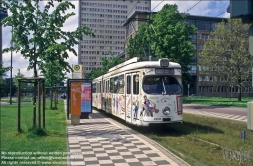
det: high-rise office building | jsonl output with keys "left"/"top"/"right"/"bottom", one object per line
{"left": 78, "top": 0, "right": 151, "bottom": 77}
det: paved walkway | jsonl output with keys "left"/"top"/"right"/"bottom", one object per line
{"left": 66, "top": 109, "right": 189, "bottom": 166}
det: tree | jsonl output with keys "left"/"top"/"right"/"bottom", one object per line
{"left": 1, "top": 0, "right": 94, "bottom": 128}
{"left": 42, "top": 60, "right": 67, "bottom": 109}
{"left": 198, "top": 19, "right": 252, "bottom": 101}
{"left": 0, "top": 63, "right": 10, "bottom": 87}
{"left": 126, "top": 23, "right": 150, "bottom": 59}
{"left": 126, "top": 4, "right": 196, "bottom": 83}
{"left": 86, "top": 52, "right": 124, "bottom": 79}
{"left": 13, "top": 69, "right": 25, "bottom": 90}
{"left": 0, "top": 63, "right": 11, "bottom": 97}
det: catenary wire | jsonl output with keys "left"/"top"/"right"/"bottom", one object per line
{"left": 187, "top": 0, "right": 202, "bottom": 13}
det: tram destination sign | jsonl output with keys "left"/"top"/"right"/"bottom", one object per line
{"left": 155, "top": 68, "right": 175, "bottom": 75}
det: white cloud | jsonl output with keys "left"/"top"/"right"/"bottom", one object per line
{"left": 151, "top": 0, "right": 229, "bottom": 18}
{"left": 2, "top": 0, "right": 230, "bottom": 78}
{"left": 2, "top": 1, "right": 79, "bottom": 79}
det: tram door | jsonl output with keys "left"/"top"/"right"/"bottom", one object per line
{"left": 125, "top": 72, "right": 139, "bottom": 124}
{"left": 125, "top": 74, "right": 132, "bottom": 124}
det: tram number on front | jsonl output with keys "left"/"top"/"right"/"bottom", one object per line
{"left": 154, "top": 118, "right": 161, "bottom": 120}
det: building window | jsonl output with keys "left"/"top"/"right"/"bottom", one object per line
{"left": 198, "top": 44, "right": 203, "bottom": 50}
{"left": 190, "top": 34, "right": 196, "bottom": 42}
{"left": 198, "top": 33, "right": 202, "bottom": 39}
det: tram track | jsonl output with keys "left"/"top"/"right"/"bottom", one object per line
{"left": 94, "top": 107, "right": 253, "bottom": 166}
{"left": 94, "top": 108, "right": 210, "bottom": 165}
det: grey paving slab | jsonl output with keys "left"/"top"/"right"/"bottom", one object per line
{"left": 66, "top": 108, "right": 189, "bottom": 166}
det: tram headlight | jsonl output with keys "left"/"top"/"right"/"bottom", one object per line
{"left": 163, "top": 106, "right": 170, "bottom": 115}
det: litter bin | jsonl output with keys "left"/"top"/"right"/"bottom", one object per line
{"left": 247, "top": 102, "right": 253, "bottom": 130}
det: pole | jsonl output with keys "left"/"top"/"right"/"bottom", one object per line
{"left": 18, "top": 79, "right": 21, "bottom": 132}
{"left": 38, "top": 79, "right": 41, "bottom": 129}
{"left": 9, "top": 25, "right": 13, "bottom": 104}
{"left": 149, "top": 9, "right": 151, "bottom": 57}
{"left": 187, "top": 84, "right": 190, "bottom": 97}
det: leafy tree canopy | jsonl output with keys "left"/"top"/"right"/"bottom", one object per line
{"left": 198, "top": 18, "right": 252, "bottom": 101}
{"left": 126, "top": 23, "right": 150, "bottom": 59}
{"left": 86, "top": 52, "right": 124, "bottom": 79}
{"left": 13, "top": 69, "right": 25, "bottom": 89}
{"left": 0, "top": 0, "right": 95, "bottom": 78}
{"left": 0, "top": 63, "right": 11, "bottom": 88}
{"left": 126, "top": 4, "right": 196, "bottom": 83}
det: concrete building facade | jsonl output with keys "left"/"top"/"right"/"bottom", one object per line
{"left": 78, "top": 0, "right": 151, "bottom": 77}
{"left": 122, "top": 12, "right": 252, "bottom": 97}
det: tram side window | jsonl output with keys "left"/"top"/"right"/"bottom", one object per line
{"left": 92, "top": 83, "right": 96, "bottom": 93}
{"left": 101, "top": 81, "right": 106, "bottom": 93}
{"left": 126, "top": 75, "right": 131, "bottom": 94}
{"left": 114, "top": 76, "right": 119, "bottom": 93}
{"left": 133, "top": 75, "right": 139, "bottom": 94}
{"left": 100, "top": 81, "right": 102, "bottom": 93}
{"left": 97, "top": 82, "right": 100, "bottom": 93}
{"left": 106, "top": 80, "right": 109, "bottom": 93}
{"left": 118, "top": 74, "right": 124, "bottom": 94}
{"left": 110, "top": 78, "right": 114, "bottom": 93}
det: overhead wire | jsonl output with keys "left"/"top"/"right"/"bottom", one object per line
{"left": 151, "top": 0, "right": 164, "bottom": 12}
{"left": 186, "top": 0, "right": 202, "bottom": 13}
{"left": 215, "top": 11, "right": 226, "bottom": 17}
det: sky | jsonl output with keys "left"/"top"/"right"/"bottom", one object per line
{"left": 1, "top": 0, "right": 230, "bottom": 79}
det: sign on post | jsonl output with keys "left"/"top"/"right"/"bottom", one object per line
{"left": 72, "top": 64, "right": 83, "bottom": 79}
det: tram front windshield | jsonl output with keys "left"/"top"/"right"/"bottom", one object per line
{"left": 143, "top": 76, "right": 181, "bottom": 95}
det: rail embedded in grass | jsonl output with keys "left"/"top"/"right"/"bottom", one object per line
{"left": 96, "top": 106, "right": 253, "bottom": 166}
{"left": 145, "top": 113, "right": 253, "bottom": 166}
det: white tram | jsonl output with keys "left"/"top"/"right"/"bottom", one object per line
{"left": 92, "top": 57, "right": 183, "bottom": 126}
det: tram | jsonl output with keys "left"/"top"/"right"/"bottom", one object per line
{"left": 92, "top": 56, "right": 183, "bottom": 126}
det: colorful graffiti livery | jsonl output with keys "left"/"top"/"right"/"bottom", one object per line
{"left": 81, "top": 82, "right": 92, "bottom": 113}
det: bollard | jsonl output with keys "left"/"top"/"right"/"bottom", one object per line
{"left": 247, "top": 102, "right": 253, "bottom": 130}
{"left": 240, "top": 130, "right": 246, "bottom": 143}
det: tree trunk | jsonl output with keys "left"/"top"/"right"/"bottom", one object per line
{"left": 54, "top": 85, "right": 57, "bottom": 109}
{"left": 238, "top": 86, "right": 242, "bottom": 102}
{"left": 56, "top": 85, "right": 58, "bottom": 104}
{"left": 33, "top": 63, "right": 37, "bottom": 128}
{"left": 50, "top": 87, "right": 53, "bottom": 109}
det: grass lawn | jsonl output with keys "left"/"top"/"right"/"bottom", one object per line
{"left": 132, "top": 113, "right": 253, "bottom": 166}
{"left": 103, "top": 107, "right": 253, "bottom": 166}
{"left": 0, "top": 101, "right": 67, "bottom": 166}
{"left": 1, "top": 97, "right": 33, "bottom": 103}
{"left": 183, "top": 97, "right": 253, "bottom": 108}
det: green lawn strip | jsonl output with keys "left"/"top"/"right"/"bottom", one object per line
{"left": 183, "top": 97, "right": 253, "bottom": 108}
{"left": 0, "top": 101, "right": 67, "bottom": 166}
{"left": 145, "top": 113, "right": 253, "bottom": 166}
{"left": 1, "top": 97, "right": 33, "bottom": 103}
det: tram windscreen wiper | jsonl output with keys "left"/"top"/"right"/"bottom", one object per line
{"left": 162, "top": 78, "right": 166, "bottom": 95}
